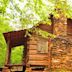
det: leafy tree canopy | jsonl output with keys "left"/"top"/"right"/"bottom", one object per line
{"left": 0, "top": 0, "right": 9, "bottom": 13}
{"left": 0, "top": 0, "right": 72, "bottom": 31}
{"left": 4, "top": 0, "right": 72, "bottom": 29}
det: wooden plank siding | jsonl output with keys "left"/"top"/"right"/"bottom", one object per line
{"left": 29, "top": 54, "right": 48, "bottom": 61}
{"left": 28, "top": 60, "right": 49, "bottom": 66}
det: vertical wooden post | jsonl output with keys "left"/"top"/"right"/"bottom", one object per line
{"left": 6, "top": 41, "right": 11, "bottom": 65}
{"left": 22, "top": 37, "right": 28, "bottom": 71}
{"left": 2, "top": 40, "right": 11, "bottom": 72}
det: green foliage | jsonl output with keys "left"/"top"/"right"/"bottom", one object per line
{"left": 1, "top": 0, "right": 72, "bottom": 28}
{"left": 34, "top": 28, "right": 56, "bottom": 38}
{"left": 11, "top": 46, "right": 24, "bottom": 64}
{"left": 49, "top": 0, "right": 72, "bottom": 19}
{"left": 6, "top": 0, "right": 55, "bottom": 28}
{"left": 0, "top": 0, "right": 9, "bottom": 13}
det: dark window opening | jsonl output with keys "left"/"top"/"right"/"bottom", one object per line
{"left": 30, "top": 65, "right": 45, "bottom": 71}
{"left": 67, "top": 19, "right": 72, "bottom": 35}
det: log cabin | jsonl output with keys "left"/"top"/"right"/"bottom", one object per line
{"left": 2, "top": 18, "right": 72, "bottom": 72}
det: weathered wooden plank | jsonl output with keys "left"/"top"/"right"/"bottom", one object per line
{"left": 29, "top": 54, "right": 48, "bottom": 58}
{"left": 29, "top": 54, "right": 48, "bottom": 61}
{"left": 29, "top": 58, "right": 49, "bottom": 61}
{"left": 32, "top": 70, "right": 43, "bottom": 72}
{"left": 28, "top": 60, "right": 49, "bottom": 65}
{"left": 28, "top": 45, "right": 37, "bottom": 50}
{"left": 27, "top": 40, "right": 37, "bottom": 45}
{"left": 29, "top": 50, "right": 37, "bottom": 55}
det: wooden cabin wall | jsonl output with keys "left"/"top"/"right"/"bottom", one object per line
{"left": 27, "top": 35, "right": 49, "bottom": 66}
{"left": 26, "top": 34, "right": 51, "bottom": 72}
